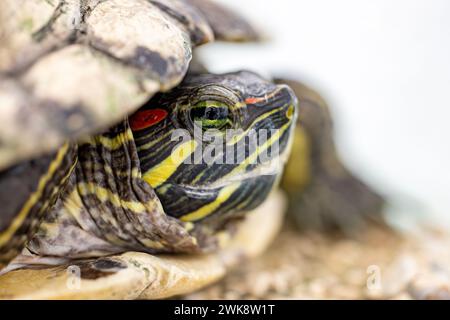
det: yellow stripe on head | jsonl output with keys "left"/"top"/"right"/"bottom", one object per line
{"left": 180, "top": 182, "right": 241, "bottom": 222}
{"left": 177, "top": 119, "right": 292, "bottom": 223}
{"left": 226, "top": 106, "right": 285, "bottom": 146}
{"left": 223, "top": 120, "right": 292, "bottom": 179}
{"left": 143, "top": 139, "right": 198, "bottom": 188}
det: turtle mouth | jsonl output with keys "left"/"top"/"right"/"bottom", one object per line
{"left": 154, "top": 137, "right": 295, "bottom": 222}
{"left": 194, "top": 150, "right": 290, "bottom": 191}
{"left": 172, "top": 161, "right": 282, "bottom": 192}
{"left": 155, "top": 173, "right": 278, "bottom": 222}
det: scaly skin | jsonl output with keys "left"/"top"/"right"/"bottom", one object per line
{"left": 0, "top": 0, "right": 265, "bottom": 269}
{"left": 22, "top": 71, "right": 297, "bottom": 263}
{"left": 0, "top": 144, "right": 77, "bottom": 265}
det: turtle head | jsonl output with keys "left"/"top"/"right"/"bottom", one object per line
{"left": 130, "top": 71, "right": 297, "bottom": 224}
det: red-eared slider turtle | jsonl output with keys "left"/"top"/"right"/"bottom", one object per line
{"left": 0, "top": 0, "right": 383, "bottom": 299}
{"left": 0, "top": 0, "right": 260, "bottom": 262}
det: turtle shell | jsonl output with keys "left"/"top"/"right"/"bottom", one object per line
{"left": 0, "top": 0, "right": 260, "bottom": 265}
{"left": 0, "top": 191, "right": 285, "bottom": 299}
{"left": 0, "top": 0, "right": 274, "bottom": 299}
{"left": 0, "top": 0, "right": 259, "bottom": 170}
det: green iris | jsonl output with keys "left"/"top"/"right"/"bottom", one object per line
{"left": 189, "top": 101, "right": 232, "bottom": 130}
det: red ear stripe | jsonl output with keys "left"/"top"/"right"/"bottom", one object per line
{"left": 245, "top": 96, "right": 266, "bottom": 104}
{"left": 130, "top": 109, "right": 168, "bottom": 131}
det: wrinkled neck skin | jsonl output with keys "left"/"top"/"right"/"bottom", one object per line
{"left": 5, "top": 72, "right": 298, "bottom": 270}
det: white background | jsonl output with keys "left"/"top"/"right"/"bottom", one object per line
{"left": 199, "top": 0, "right": 450, "bottom": 227}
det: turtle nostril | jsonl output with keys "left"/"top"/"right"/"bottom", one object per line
{"left": 286, "top": 104, "right": 295, "bottom": 120}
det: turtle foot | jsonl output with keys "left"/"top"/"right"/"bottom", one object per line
{"left": 286, "top": 170, "right": 386, "bottom": 234}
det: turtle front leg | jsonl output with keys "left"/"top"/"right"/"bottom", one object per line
{"left": 277, "top": 79, "right": 385, "bottom": 232}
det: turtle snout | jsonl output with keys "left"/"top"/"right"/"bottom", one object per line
{"left": 277, "top": 84, "right": 298, "bottom": 123}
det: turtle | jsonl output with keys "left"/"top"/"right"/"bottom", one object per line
{"left": 0, "top": 0, "right": 262, "bottom": 263}
{"left": 0, "top": 0, "right": 384, "bottom": 299}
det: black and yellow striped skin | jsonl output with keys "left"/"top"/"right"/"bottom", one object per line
{"left": 0, "top": 144, "right": 77, "bottom": 264}
{"left": 1, "top": 71, "right": 297, "bottom": 264}
{"left": 0, "top": 72, "right": 385, "bottom": 271}
{"left": 19, "top": 72, "right": 297, "bottom": 261}
{"left": 28, "top": 121, "right": 202, "bottom": 258}
{"left": 132, "top": 71, "right": 297, "bottom": 228}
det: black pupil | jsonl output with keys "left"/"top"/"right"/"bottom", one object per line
{"left": 190, "top": 106, "right": 228, "bottom": 122}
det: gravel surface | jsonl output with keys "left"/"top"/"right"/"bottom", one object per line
{"left": 182, "top": 224, "right": 450, "bottom": 299}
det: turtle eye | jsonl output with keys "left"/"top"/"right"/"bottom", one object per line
{"left": 189, "top": 101, "right": 232, "bottom": 131}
